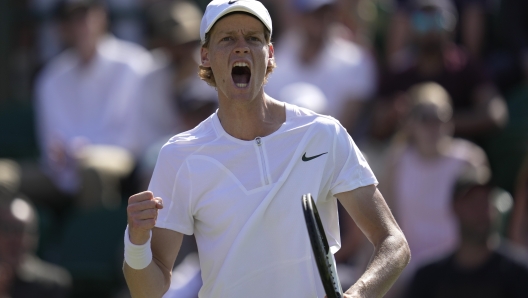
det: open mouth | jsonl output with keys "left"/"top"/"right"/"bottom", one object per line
{"left": 231, "top": 62, "right": 251, "bottom": 88}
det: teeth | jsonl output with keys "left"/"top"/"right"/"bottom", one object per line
{"left": 236, "top": 83, "right": 248, "bottom": 88}
{"left": 233, "top": 62, "right": 249, "bottom": 68}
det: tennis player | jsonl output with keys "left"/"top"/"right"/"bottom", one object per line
{"left": 123, "top": 0, "right": 410, "bottom": 297}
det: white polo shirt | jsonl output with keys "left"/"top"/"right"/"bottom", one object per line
{"left": 150, "top": 103, "right": 377, "bottom": 297}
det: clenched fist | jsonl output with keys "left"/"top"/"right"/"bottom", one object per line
{"left": 127, "top": 191, "right": 163, "bottom": 245}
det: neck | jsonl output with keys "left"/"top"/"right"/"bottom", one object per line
{"left": 76, "top": 35, "right": 102, "bottom": 66}
{"left": 78, "top": 47, "right": 97, "bottom": 65}
{"left": 416, "top": 145, "right": 440, "bottom": 159}
{"left": 416, "top": 136, "right": 450, "bottom": 159}
{"left": 217, "top": 92, "right": 285, "bottom": 141}
{"left": 454, "top": 237, "right": 494, "bottom": 269}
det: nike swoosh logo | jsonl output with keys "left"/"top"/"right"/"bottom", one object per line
{"left": 302, "top": 152, "right": 328, "bottom": 162}
{"left": 228, "top": 0, "right": 238, "bottom": 4}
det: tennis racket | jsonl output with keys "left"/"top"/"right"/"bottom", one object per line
{"left": 302, "top": 193, "right": 343, "bottom": 298}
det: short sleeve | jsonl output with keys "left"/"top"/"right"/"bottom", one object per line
{"left": 149, "top": 144, "right": 194, "bottom": 235}
{"left": 330, "top": 123, "right": 378, "bottom": 196}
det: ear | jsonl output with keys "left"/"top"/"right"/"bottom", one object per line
{"left": 267, "top": 43, "right": 274, "bottom": 66}
{"left": 201, "top": 46, "right": 211, "bottom": 67}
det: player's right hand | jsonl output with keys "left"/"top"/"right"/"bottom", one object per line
{"left": 127, "top": 191, "right": 163, "bottom": 245}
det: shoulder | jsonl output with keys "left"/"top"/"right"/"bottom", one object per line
{"left": 286, "top": 102, "right": 344, "bottom": 133}
{"left": 36, "top": 49, "right": 77, "bottom": 88}
{"left": 158, "top": 116, "right": 218, "bottom": 159}
{"left": 495, "top": 241, "right": 528, "bottom": 271}
{"left": 446, "top": 138, "right": 488, "bottom": 166}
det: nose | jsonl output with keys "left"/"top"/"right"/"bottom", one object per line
{"left": 234, "top": 39, "right": 249, "bottom": 55}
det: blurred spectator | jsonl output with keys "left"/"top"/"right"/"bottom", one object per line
{"left": 480, "top": 52, "right": 528, "bottom": 204}
{"left": 406, "top": 173, "right": 528, "bottom": 298}
{"left": 378, "top": 0, "right": 507, "bottom": 142}
{"left": 29, "top": 0, "right": 70, "bottom": 64}
{"left": 176, "top": 84, "right": 219, "bottom": 130}
{"left": 331, "top": 0, "right": 398, "bottom": 53}
{"left": 0, "top": 161, "right": 21, "bottom": 197}
{"left": 138, "top": 80, "right": 218, "bottom": 189}
{"left": 135, "top": 0, "right": 217, "bottom": 157}
{"left": 387, "top": 0, "right": 488, "bottom": 66}
{"left": 277, "top": 82, "right": 328, "bottom": 114}
{"left": 382, "top": 82, "right": 489, "bottom": 295}
{"left": 105, "top": 0, "right": 144, "bottom": 44}
{"left": 0, "top": 186, "right": 72, "bottom": 298}
{"left": 265, "top": 0, "right": 377, "bottom": 134}
{"left": 509, "top": 152, "right": 528, "bottom": 248}
{"left": 136, "top": 0, "right": 217, "bottom": 186}
{"left": 484, "top": 0, "right": 528, "bottom": 93}
{"left": 132, "top": 2, "right": 217, "bottom": 276}
{"left": 455, "top": 0, "right": 487, "bottom": 60}
{"left": 30, "top": 0, "right": 153, "bottom": 210}
{"left": 29, "top": 0, "right": 145, "bottom": 63}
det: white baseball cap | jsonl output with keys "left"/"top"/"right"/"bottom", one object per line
{"left": 200, "top": 0, "right": 272, "bottom": 43}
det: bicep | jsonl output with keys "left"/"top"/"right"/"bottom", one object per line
{"left": 336, "top": 185, "right": 402, "bottom": 246}
{"left": 151, "top": 227, "right": 184, "bottom": 275}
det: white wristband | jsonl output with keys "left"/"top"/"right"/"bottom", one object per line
{"left": 124, "top": 225, "right": 153, "bottom": 270}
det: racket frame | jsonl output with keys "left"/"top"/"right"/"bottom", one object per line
{"left": 302, "top": 193, "right": 344, "bottom": 298}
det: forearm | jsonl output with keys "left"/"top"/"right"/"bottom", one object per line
{"left": 123, "top": 258, "right": 171, "bottom": 298}
{"left": 336, "top": 186, "right": 411, "bottom": 297}
{"left": 345, "top": 232, "right": 410, "bottom": 298}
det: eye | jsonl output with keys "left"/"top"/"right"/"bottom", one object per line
{"left": 248, "top": 36, "right": 261, "bottom": 42}
{"left": 221, "top": 36, "right": 233, "bottom": 42}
